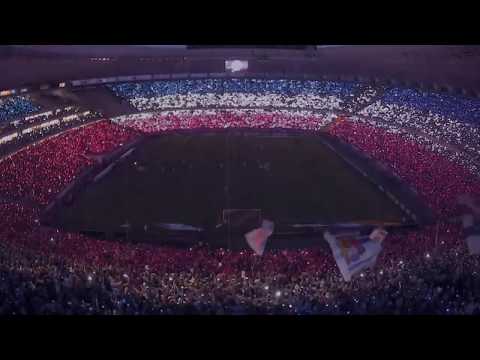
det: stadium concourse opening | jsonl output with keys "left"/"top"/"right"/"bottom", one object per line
{"left": 44, "top": 128, "right": 409, "bottom": 250}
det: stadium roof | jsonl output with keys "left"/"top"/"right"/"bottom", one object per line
{"left": 0, "top": 45, "right": 479, "bottom": 94}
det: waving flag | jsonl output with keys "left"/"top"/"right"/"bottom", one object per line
{"left": 245, "top": 220, "right": 274, "bottom": 256}
{"left": 324, "top": 227, "right": 386, "bottom": 281}
{"left": 370, "top": 228, "right": 388, "bottom": 242}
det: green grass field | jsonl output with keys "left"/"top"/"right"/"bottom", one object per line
{"left": 59, "top": 132, "right": 405, "bottom": 235}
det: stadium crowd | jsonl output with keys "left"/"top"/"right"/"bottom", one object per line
{"left": 108, "top": 79, "right": 364, "bottom": 98}
{"left": 358, "top": 103, "right": 480, "bottom": 156}
{"left": 113, "top": 109, "right": 337, "bottom": 133}
{"left": 0, "top": 120, "right": 140, "bottom": 205}
{"left": 0, "top": 112, "right": 478, "bottom": 314}
{"left": 109, "top": 80, "right": 480, "bottom": 178}
{"left": 108, "top": 79, "right": 378, "bottom": 113}
{"left": 1, "top": 79, "right": 480, "bottom": 314}
{"left": 0, "top": 95, "right": 41, "bottom": 123}
{"left": 357, "top": 99, "right": 480, "bottom": 175}
{"left": 128, "top": 93, "right": 346, "bottom": 112}
{"left": 381, "top": 87, "right": 480, "bottom": 125}
{"left": 9, "top": 106, "right": 80, "bottom": 129}
{"left": 328, "top": 120, "right": 480, "bottom": 219}
{"left": 0, "top": 204, "right": 478, "bottom": 315}
{"left": 0, "top": 111, "right": 100, "bottom": 159}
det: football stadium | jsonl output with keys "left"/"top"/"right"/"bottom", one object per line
{"left": 0, "top": 45, "right": 479, "bottom": 315}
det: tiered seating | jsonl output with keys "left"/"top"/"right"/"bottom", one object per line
{"left": 0, "top": 96, "right": 41, "bottom": 123}
{"left": 108, "top": 79, "right": 378, "bottom": 113}
{"left": 0, "top": 120, "right": 140, "bottom": 205}
{"left": 382, "top": 87, "right": 480, "bottom": 125}
{"left": 0, "top": 80, "right": 479, "bottom": 315}
{"left": 357, "top": 88, "right": 480, "bottom": 175}
{"left": 0, "top": 198, "right": 476, "bottom": 315}
{"left": 328, "top": 120, "right": 480, "bottom": 220}
{"left": 112, "top": 109, "right": 337, "bottom": 132}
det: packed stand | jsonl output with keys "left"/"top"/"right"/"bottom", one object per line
{"left": 128, "top": 93, "right": 346, "bottom": 112}
{"left": 113, "top": 109, "right": 337, "bottom": 133}
{"left": 108, "top": 79, "right": 378, "bottom": 114}
{"left": 0, "top": 199, "right": 478, "bottom": 315}
{"left": 0, "top": 95, "right": 41, "bottom": 123}
{"left": 357, "top": 88, "right": 480, "bottom": 175}
{"left": 0, "top": 89, "right": 479, "bottom": 314}
{"left": 10, "top": 106, "right": 81, "bottom": 129}
{"left": 0, "top": 106, "right": 80, "bottom": 136}
{"left": 108, "top": 79, "right": 362, "bottom": 98}
{"left": 328, "top": 120, "right": 480, "bottom": 220}
{"left": 382, "top": 87, "right": 480, "bottom": 125}
{"left": 0, "top": 110, "right": 101, "bottom": 159}
{"left": 0, "top": 120, "right": 140, "bottom": 205}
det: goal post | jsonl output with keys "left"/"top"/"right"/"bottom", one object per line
{"left": 222, "top": 209, "right": 262, "bottom": 229}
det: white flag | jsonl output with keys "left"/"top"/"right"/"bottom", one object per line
{"left": 370, "top": 228, "right": 388, "bottom": 242}
{"left": 324, "top": 228, "right": 385, "bottom": 282}
{"left": 261, "top": 220, "right": 274, "bottom": 233}
{"left": 245, "top": 220, "right": 274, "bottom": 256}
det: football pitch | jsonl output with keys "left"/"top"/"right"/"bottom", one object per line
{"left": 58, "top": 131, "right": 405, "bottom": 235}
